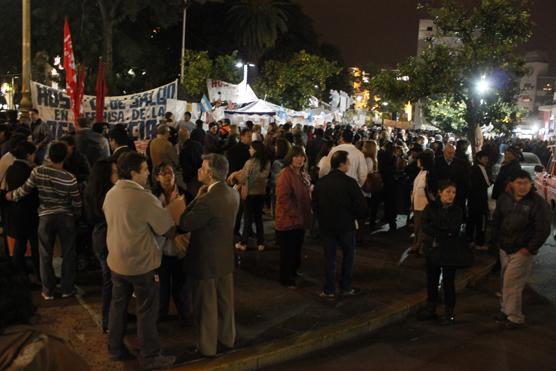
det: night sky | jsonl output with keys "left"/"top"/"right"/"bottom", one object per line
{"left": 295, "top": 0, "right": 556, "bottom": 69}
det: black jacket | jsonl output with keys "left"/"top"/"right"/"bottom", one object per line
{"left": 179, "top": 139, "right": 203, "bottom": 183}
{"left": 190, "top": 128, "right": 205, "bottom": 145}
{"left": 64, "top": 151, "right": 90, "bottom": 184}
{"left": 435, "top": 156, "right": 470, "bottom": 204}
{"left": 4, "top": 160, "right": 39, "bottom": 238}
{"left": 227, "top": 142, "right": 250, "bottom": 174}
{"left": 492, "top": 190, "right": 551, "bottom": 255}
{"left": 422, "top": 201, "right": 464, "bottom": 256}
{"left": 306, "top": 136, "right": 325, "bottom": 168}
{"left": 312, "top": 169, "right": 367, "bottom": 238}
{"left": 492, "top": 159, "right": 521, "bottom": 200}
{"left": 468, "top": 165, "right": 490, "bottom": 213}
{"left": 110, "top": 146, "right": 132, "bottom": 162}
{"left": 204, "top": 132, "right": 221, "bottom": 154}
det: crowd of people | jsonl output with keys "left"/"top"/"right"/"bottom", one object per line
{"left": 0, "top": 108, "right": 552, "bottom": 369}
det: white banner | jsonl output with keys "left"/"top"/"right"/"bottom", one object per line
{"left": 207, "top": 79, "right": 257, "bottom": 104}
{"left": 31, "top": 80, "right": 178, "bottom": 139}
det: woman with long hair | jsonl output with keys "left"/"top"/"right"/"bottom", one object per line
{"left": 410, "top": 151, "right": 438, "bottom": 255}
{"left": 269, "top": 138, "right": 291, "bottom": 216}
{"left": 275, "top": 146, "right": 312, "bottom": 288}
{"left": 361, "top": 140, "right": 379, "bottom": 232}
{"left": 152, "top": 162, "right": 189, "bottom": 322}
{"left": 229, "top": 140, "right": 271, "bottom": 251}
{"left": 84, "top": 158, "right": 118, "bottom": 333}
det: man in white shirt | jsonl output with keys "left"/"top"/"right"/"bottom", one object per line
{"left": 319, "top": 130, "right": 368, "bottom": 187}
{"left": 177, "top": 111, "right": 196, "bottom": 134}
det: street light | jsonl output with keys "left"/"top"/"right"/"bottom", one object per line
{"left": 475, "top": 75, "right": 491, "bottom": 96}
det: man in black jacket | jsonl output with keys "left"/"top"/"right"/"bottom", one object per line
{"left": 467, "top": 151, "right": 491, "bottom": 249}
{"left": 312, "top": 151, "right": 367, "bottom": 299}
{"left": 492, "top": 146, "right": 522, "bottom": 200}
{"left": 492, "top": 170, "right": 551, "bottom": 327}
{"left": 435, "top": 143, "right": 470, "bottom": 210}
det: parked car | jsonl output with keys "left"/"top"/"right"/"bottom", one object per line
{"left": 493, "top": 151, "right": 542, "bottom": 180}
{"left": 535, "top": 146, "right": 556, "bottom": 209}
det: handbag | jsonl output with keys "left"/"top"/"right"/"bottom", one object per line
{"left": 362, "top": 172, "right": 383, "bottom": 193}
{"left": 429, "top": 232, "right": 474, "bottom": 268}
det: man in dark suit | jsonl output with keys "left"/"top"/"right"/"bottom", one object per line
{"left": 178, "top": 154, "right": 240, "bottom": 357}
{"left": 435, "top": 143, "right": 470, "bottom": 210}
{"left": 108, "top": 127, "right": 132, "bottom": 162}
{"left": 467, "top": 151, "right": 491, "bottom": 249}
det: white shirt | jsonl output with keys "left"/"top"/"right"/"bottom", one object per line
{"left": 412, "top": 170, "right": 429, "bottom": 211}
{"left": 208, "top": 181, "right": 221, "bottom": 193}
{"left": 319, "top": 143, "right": 368, "bottom": 186}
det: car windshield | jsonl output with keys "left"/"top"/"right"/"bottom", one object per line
{"left": 521, "top": 153, "right": 541, "bottom": 164}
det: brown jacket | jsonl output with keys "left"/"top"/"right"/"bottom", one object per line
{"left": 274, "top": 166, "right": 312, "bottom": 231}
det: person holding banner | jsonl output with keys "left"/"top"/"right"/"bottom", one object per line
{"left": 30, "top": 109, "right": 52, "bottom": 165}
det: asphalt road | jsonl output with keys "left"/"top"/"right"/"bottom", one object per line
{"left": 270, "top": 239, "right": 556, "bottom": 371}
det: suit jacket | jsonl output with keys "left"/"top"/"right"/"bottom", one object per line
{"left": 468, "top": 165, "right": 490, "bottom": 213}
{"left": 435, "top": 156, "right": 470, "bottom": 203}
{"left": 111, "top": 146, "right": 132, "bottom": 162}
{"left": 180, "top": 181, "right": 240, "bottom": 280}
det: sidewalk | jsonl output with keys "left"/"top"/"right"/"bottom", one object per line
{"left": 33, "top": 219, "right": 495, "bottom": 370}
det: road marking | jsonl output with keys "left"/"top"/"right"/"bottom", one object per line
{"left": 75, "top": 285, "right": 103, "bottom": 330}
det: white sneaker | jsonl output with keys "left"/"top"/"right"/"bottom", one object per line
{"left": 257, "top": 244, "right": 265, "bottom": 251}
{"left": 235, "top": 242, "right": 247, "bottom": 251}
{"left": 41, "top": 292, "right": 54, "bottom": 301}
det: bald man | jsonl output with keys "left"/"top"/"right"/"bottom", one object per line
{"left": 435, "top": 143, "right": 470, "bottom": 210}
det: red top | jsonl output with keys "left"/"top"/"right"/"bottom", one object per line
{"left": 274, "top": 165, "right": 312, "bottom": 231}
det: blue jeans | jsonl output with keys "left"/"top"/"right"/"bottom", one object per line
{"left": 108, "top": 270, "right": 160, "bottom": 358}
{"left": 37, "top": 213, "right": 77, "bottom": 295}
{"left": 322, "top": 231, "right": 356, "bottom": 294}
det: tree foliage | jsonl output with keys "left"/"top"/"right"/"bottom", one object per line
{"left": 371, "top": 0, "right": 532, "bottom": 141}
{"left": 226, "top": 0, "right": 289, "bottom": 63}
{"left": 256, "top": 50, "right": 341, "bottom": 110}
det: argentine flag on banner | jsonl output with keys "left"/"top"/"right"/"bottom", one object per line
{"left": 200, "top": 94, "right": 213, "bottom": 113}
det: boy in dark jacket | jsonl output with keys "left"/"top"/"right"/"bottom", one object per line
{"left": 492, "top": 170, "right": 551, "bottom": 327}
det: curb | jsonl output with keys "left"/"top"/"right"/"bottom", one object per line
{"left": 176, "top": 257, "right": 496, "bottom": 370}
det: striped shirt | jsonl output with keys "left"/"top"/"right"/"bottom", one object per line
{"left": 12, "top": 165, "right": 82, "bottom": 218}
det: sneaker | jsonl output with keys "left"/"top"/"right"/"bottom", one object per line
{"left": 319, "top": 291, "right": 336, "bottom": 300}
{"left": 256, "top": 244, "right": 265, "bottom": 251}
{"left": 41, "top": 292, "right": 54, "bottom": 301}
{"left": 140, "top": 354, "right": 176, "bottom": 370}
{"left": 340, "top": 288, "right": 361, "bottom": 296}
{"left": 61, "top": 291, "right": 76, "bottom": 299}
{"left": 295, "top": 270, "right": 304, "bottom": 277}
{"left": 235, "top": 242, "right": 247, "bottom": 251}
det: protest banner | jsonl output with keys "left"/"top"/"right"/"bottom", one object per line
{"left": 207, "top": 79, "right": 257, "bottom": 104}
{"left": 30, "top": 80, "right": 178, "bottom": 139}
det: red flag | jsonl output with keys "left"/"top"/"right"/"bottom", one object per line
{"left": 95, "top": 58, "right": 107, "bottom": 123}
{"left": 73, "top": 64, "right": 86, "bottom": 128}
{"left": 63, "top": 17, "right": 76, "bottom": 102}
